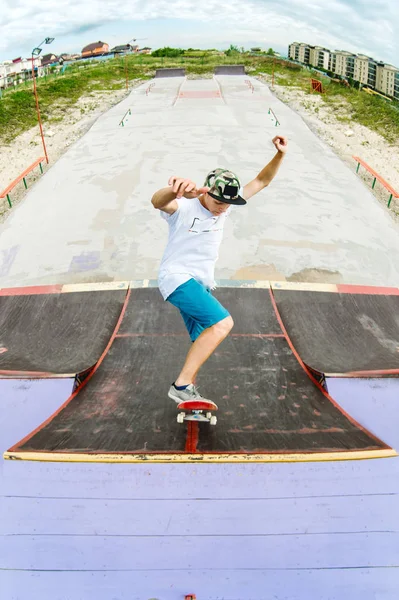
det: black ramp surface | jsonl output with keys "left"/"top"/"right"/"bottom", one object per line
{"left": 119, "top": 287, "right": 282, "bottom": 335}
{"left": 118, "top": 288, "right": 187, "bottom": 335}
{"left": 11, "top": 288, "right": 388, "bottom": 456}
{"left": 196, "top": 336, "right": 380, "bottom": 453}
{"left": 14, "top": 335, "right": 190, "bottom": 453}
{"left": 0, "top": 289, "right": 127, "bottom": 375}
{"left": 214, "top": 288, "right": 282, "bottom": 334}
{"left": 214, "top": 65, "right": 246, "bottom": 75}
{"left": 273, "top": 290, "right": 399, "bottom": 375}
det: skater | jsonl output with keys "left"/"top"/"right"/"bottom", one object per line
{"left": 151, "top": 135, "right": 288, "bottom": 404}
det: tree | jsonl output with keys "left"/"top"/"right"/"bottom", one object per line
{"left": 224, "top": 44, "right": 240, "bottom": 56}
{"left": 151, "top": 47, "right": 184, "bottom": 58}
{"left": 266, "top": 48, "right": 276, "bottom": 56}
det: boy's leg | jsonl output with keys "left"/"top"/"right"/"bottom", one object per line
{"left": 167, "top": 279, "right": 234, "bottom": 399}
{"left": 175, "top": 315, "right": 233, "bottom": 386}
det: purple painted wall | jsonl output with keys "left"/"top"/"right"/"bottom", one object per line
{"left": 0, "top": 379, "right": 73, "bottom": 452}
{"left": 3, "top": 568, "right": 398, "bottom": 600}
{"left": 327, "top": 377, "right": 399, "bottom": 450}
{"left": 1, "top": 378, "right": 399, "bottom": 599}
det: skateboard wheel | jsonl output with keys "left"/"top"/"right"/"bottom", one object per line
{"left": 177, "top": 413, "right": 185, "bottom": 423}
{"left": 210, "top": 416, "right": 217, "bottom": 426}
{"left": 206, "top": 412, "right": 212, "bottom": 419}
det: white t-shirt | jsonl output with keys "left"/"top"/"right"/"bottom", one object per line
{"left": 158, "top": 196, "right": 234, "bottom": 300}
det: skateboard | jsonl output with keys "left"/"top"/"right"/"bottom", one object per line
{"left": 177, "top": 399, "right": 218, "bottom": 425}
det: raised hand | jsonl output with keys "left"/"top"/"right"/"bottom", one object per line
{"left": 168, "top": 176, "right": 210, "bottom": 199}
{"left": 272, "top": 135, "right": 288, "bottom": 153}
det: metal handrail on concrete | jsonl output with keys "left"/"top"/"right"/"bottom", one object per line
{"left": 145, "top": 83, "right": 155, "bottom": 96}
{"left": 119, "top": 109, "right": 131, "bottom": 127}
{"left": 0, "top": 157, "right": 45, "bottom": 208}
{"left": 245, "top": 79, "right": 254, "bottom": 93}
{"left": 353, "top": 155, "right": 399, "bottom": 208}
{"left": 268, "top": 108, "right": 280, "bottom": 127}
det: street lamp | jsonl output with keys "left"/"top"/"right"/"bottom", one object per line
{"left": 124, "top": 37, "right": 147, "bottom": 90}
{"left": 31, "top": 37, "right": 55, "bottom": 164}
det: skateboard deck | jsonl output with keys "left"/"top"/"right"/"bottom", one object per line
{"left": 177, "top": 399, "right": 218, "bottom": 425}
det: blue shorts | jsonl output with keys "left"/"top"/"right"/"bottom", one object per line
{"left": 167, "top": 278, "right": 230, "bottom": 342}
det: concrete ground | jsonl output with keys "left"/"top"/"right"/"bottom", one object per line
{"left": 0, "top": 74, "right": 399, "bottom": 288}
{"left": 1, "top": 73, "right": 399, "bottom": 599}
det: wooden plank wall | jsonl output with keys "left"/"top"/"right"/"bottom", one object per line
{"left": 1, "top": 378, "right": 398, "bottom": 599}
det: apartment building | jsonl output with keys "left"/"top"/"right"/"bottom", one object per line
{"left": 288, "top": 42, "right": 311, "bottom": 64}
{"left": 298, "top": 43, "right": 311, "bottom": 64}
{"left": 289, "top": 40, "right": 399, "bottom": 100}
{"left": 309, "top": 46, "right": 330, "bottom": 70}
{"left": 355, "top": 55, "right": 371, "bottom": 84}
{"left": 376, "top": 63, "right": 399, "bottom": 99}
{"left": 330, "top": 50, "right": 356, "bottom": 78}
{"left": 317, "top": 47, "right": 330, "bottom": 70}
{"left": 288, "top": 42, "right": 299, "bottom": 61}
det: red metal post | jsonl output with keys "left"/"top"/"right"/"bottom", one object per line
{"left": 272, "top": 57, "right": 275, "bottom": 88}
{"left": 31, "top": 57, "right": 49, "bottom": 164}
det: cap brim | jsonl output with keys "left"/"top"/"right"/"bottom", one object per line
{"left": 208, "top": 191, "right": 247, "bottom": 205}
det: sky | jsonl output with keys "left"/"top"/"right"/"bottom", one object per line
{"left": 0, "top": 0, "right": 398, "bottom": 66}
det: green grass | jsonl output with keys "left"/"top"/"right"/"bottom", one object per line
{"left": 0, "top": 52, "right": 398, "bottom": 145}
{"left": 319, "top": 82, "right": 399, "bottom": 143}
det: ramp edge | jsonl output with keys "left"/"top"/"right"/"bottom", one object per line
{"left": 3, "top": 449, "right": 397, "bottom": 463}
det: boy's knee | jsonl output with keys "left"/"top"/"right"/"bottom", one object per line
{"left": 213, "top": 315, "right": 234, "bottom": 337}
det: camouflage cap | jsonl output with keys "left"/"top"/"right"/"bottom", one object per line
{"left": 204, "top": 168, "right": 246, "bottom": 205}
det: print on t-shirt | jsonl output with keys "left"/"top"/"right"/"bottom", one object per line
{"left": 188, "top": 216, "right": 223, "bottom": 234}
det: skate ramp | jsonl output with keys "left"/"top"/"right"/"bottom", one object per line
{"left": 155, "top": 68, "right": 186, "bottom": 77}
{"left": 0, "top": 283, "right": 127, "bottom": 377}
{"left": 272, "top": 283, "right": 399, "bottom": 376}
{"left": 214, "top": 65, "right": 246, "bottom": 75}
{"left": 5, "top": 285, "right": 392, "bottom": 462}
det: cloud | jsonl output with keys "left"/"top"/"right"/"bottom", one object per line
{"left": 0, "top": 0, "right": 397, "bottom": 65}
{"left": 72, "top": 23, "right": 104, "bottom": 35}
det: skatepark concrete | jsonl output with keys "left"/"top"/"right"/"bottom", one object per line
{"left": 1, "top": 72, "right": 399, "bottom": 599}
{"left": 0, "top": 74, "right": 398, "bottom": 287}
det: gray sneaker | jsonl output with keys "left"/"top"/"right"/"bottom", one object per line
{"left": 168, "top": 383, "right": 210, "bottom": 404}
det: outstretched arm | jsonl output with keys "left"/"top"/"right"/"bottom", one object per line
{"left": 151, "top": 177, "right": 210, "bottom": 215}
{"left": 243, "top": 136, "right": 288, "bottom": 200}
